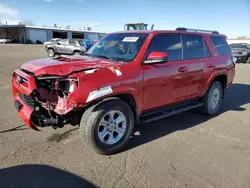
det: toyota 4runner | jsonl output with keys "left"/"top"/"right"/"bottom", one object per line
{"left": 12, "top": 28, "right": 235, "bottom": 155}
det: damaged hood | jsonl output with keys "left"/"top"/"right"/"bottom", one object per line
{"left": 20, "top": 56, "right": 123, "bottom": 76}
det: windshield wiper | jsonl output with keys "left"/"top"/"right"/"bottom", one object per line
{"left": 84, "top": 54, "right": 118, "bottom": 62}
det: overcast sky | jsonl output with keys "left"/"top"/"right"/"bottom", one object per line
{"left": 0, "top": 0, "right": 250, "bottom": 37}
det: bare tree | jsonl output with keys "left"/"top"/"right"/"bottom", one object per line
{"left": 53, "top": 23, "right": 58, "bottom": 28}
{"left": 65, "top": 25, "right": 71, "bottom": 29}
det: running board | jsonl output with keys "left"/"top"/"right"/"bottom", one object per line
{"left": 139, "top": 100, "right": 204, "bottom": 124}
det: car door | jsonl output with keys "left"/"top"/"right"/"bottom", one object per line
{"left": 142, "top": 33, "right": 187, "bottom": 111}
{"left": 181, "top": 34, "right": 210, "bottom": 99}
{"left": 57, "top": 39, "right": 68, "bottom": 53}
{"left": 65, "top": 40, "right": 76, "bottom": 54}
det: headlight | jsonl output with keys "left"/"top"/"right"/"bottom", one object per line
{"left": 58, "top": 78, "right": 78, "bottom": 94}
{"left": 36, "top": 76, "right": 78, "bottom": 96}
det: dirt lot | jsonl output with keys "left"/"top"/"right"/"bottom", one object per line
{"left": 0, "top": 44, "right": 250, "bottom": 188}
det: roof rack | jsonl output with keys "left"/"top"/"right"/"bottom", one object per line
{"left": 176, "top": 27, "right": 219, "bottom": 34}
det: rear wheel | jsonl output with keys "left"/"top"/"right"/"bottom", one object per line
{"left": 79, "top": 98, "right": 134, "bottom": 155}
{"left": 200, "top": 81, "right": 223, "bottom": 116}
{"left": 47, "top": 48, "right": 55, "bottom": 57}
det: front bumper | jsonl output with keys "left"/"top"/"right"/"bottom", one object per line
{"left": 13, "top": 93, "right": 39, "bottom": 131}
{"left": 12, "top": 69, "right": 83, "bottom": 130}
{"left": 233, "top": 55, "right": 248, "bottom": 63}
{"left": 12, "top": 69, "right": 39, "bottom": 130}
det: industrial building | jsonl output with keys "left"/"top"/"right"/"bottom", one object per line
{"left": 0, "top": 24, "right": 106, "bottom": 44}
{"left": 227, "top": 38, "right": 250, "bottom": 44}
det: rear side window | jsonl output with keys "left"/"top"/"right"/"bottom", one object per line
{"left": 69, "top": 40, "right": 76, "bottom": 45}
{"left": 183, "top": 34, "right": 210, "bottom": 59}
{"left": 146, "top": 34, "right": 182, "bottom": 61}
{"left": 59, "top": 39, "right": 68, "bottom": 45}
{"left": 210, "top": 36, "right": 231, "bottom": 55}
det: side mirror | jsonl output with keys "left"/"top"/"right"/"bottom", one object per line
{"left": 144, "top": 52, "right": 168, "bottom": 64}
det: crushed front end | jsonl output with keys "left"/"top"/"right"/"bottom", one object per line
{"left": 12, "top": 69, "right": 84, "bottom": 130}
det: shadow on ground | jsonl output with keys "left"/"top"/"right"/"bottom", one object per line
{"left": 124, "top": 83, "right": 250, "bottom": 152}
{"left": 0, "top": 164, "right": 97, "bottom": 188}
{"left": 0, "top": 125, "right": 28, "bottom": 134}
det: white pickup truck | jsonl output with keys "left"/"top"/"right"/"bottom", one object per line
{"left": 0, "top": 37, "right": 12, "bottom": 43}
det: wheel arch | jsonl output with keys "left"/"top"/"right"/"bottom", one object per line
{"left": 113, "top": 94, "right": 139, "bottom": 124}
{"left": 85, "top": 93, "right": 140, "bottom": 124}
{"left": 203, "top": 74, "right": 227, "bottom": 99}
{"left": 73, "top": 50, "right": 81, "bottom": 54}
{"left": 46, "top": 46, "right": 55, "bottom": 51}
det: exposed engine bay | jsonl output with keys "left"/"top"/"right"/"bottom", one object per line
{"left": 29, "top": 76, "right": 82, "bottom": 129}
{"left": 35, "top": 76, "right": 78, "bottom": 114}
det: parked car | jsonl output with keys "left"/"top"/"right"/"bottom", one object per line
{"left": 45, "top": 39, "right": 86, "bottom": 57}
{"left": 12, "top": 28, "right": 235, "bottom": 155}
{"left": 230, "top": 43, "right": 250, "bottom": 63}
{"left": 81, "top": 39, "right": 93, "bottom": 51}
{"left": 0, "top": 37, "right": 12, "bottom": 43}
{"left": 43, "top": 38, "right": 61, "bottom": 46}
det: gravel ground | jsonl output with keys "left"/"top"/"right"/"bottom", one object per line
{"left": 0, "top": 44, "right": 250, "bottom": 188}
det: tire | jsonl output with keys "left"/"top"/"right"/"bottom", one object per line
{"left": 79, "top": 98, "right": 134, "bottom": 155}
{"left": 47, "top": 48, "right": 55, "bottom": 57}
{"left": 73, "top": 51, "right": 80, "bottom": 55}
{"left": 200, "top": 81, "right": 223, "bottom": 116}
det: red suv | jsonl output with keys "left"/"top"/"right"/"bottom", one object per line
{"left": 12, "top": 28, "right": 235, "bottom": 155}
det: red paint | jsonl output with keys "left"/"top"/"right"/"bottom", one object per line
{"left": 13, "top": 94, "right": 39, "bottom": 131}
{"left": 12, "top": 30, "right": 235, "bottom": 130}
{"left": 12, "top": 69, "right": 37, "bottom": 95}
{"left": 147, "top": 52, "right": 168, "bottom": 60}
{"left": 53, "top": 97, "right": 74, "bottom": 114}
{"left": 20, "top": 56, "right": 122, "bottom": 76}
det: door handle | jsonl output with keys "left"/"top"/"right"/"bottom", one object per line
{"left": 178, "top": 66, "right": 188, "bottom": 72}
{"left": 207, "top": 63, "right": 216, "bottom": 68}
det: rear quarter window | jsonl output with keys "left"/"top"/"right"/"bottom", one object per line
{"left": 210, "top": 36, "right": 231, "bottom": 56}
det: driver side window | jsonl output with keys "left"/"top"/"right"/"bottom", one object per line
{"left": 145, "top": 34, "right": 183, "bottom": 61}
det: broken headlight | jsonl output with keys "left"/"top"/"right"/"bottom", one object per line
{"left": 36, "top": 76, "right": 78, "bottom": 98}
{"left": 57, "top": 78, "right": 78, "bottom": 94}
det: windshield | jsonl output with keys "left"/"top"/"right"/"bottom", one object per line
{"left": 86, "top": 33, "right": 148, "bottom": 62}
{"left": 230, "top": 43, "right": 248, "bottom": 49}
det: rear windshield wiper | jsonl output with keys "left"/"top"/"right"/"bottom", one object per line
{"left": 84, "top": 54, "right": 118, "bottom": 62}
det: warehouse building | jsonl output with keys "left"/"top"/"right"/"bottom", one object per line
{"left": 227, "top": 38, "right": 250, "bottom": 44}
{"left": 0, "top": 24, "right": 106, "bottom": 44}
